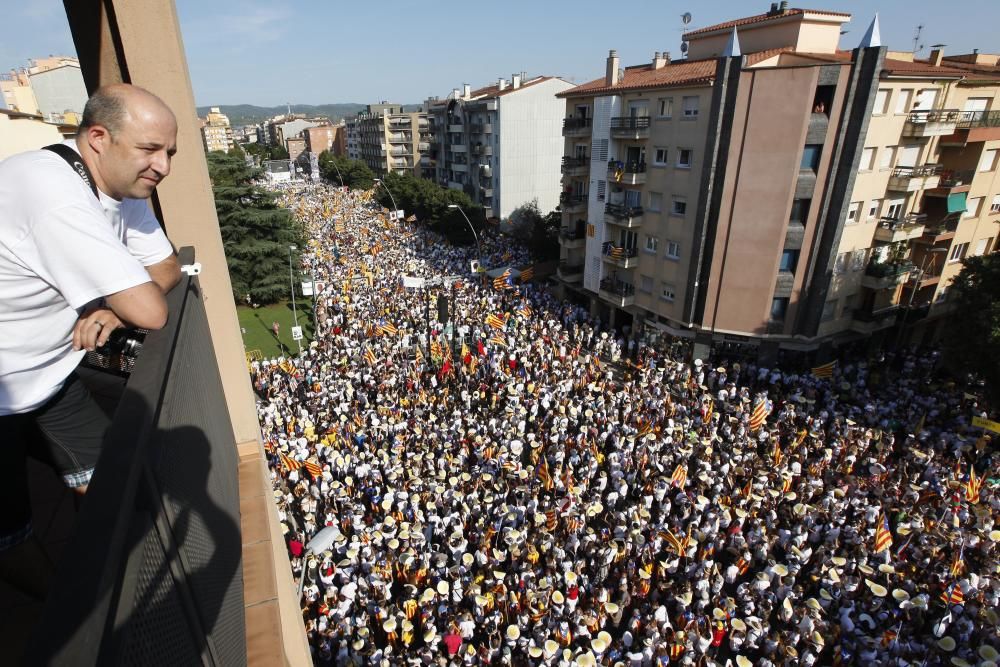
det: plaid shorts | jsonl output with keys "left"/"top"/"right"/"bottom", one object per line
{"left": 0, "top": 372, "right": 110, "bottom": 550}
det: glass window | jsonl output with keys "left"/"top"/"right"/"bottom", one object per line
{"left": 648, "top": 191, "right": 662, "bottom": 212}
{"left": 644, "top": 236, "right": 658, "bottom": 253}
{"left": 653, "top": 148, "right": 668, "bottom": 166}
{"left": 979, "top": 149, "right": 998, "bottom": 172}
{"left": 873, "top": 89, "right": 890, "bottom": 115}
{"left": 895, "top": 89, "right": 913, "bottom": 114}
{"left": 880, "top": 146, "right": 896, "bottom": 170}
{"left": 949, "top": 242, "right": 969, "bottom": 262}
{"left": 974, "top": 237, "right": 992, "bottom": 256}
{"left": 885, "top": 198, "right": 905, "bottom": 220}
{"left": 859, "top": 147, "right": 875, "bottom": 171}
{"left": 640, "top": 275, "right": 654, "bottom": 293}
{"left": 868, "top": 199, "right": 881, "bottom": 220}
{"left": 658, "top": 98, "right": 673, "bottom": 118}
{"left": 682, "top": 96, "right": 699, "bottom": 118}
{"left": 790, "top": 199, "right": 810, "bottom": 224}
{"left": 779, "top": 250, "right": 799, "bottom": 273}
{"left": 991, "top": 194, "right": 1000, "bottom": 213}
{"left": 801, "top": 145, "right": 822, "bottom": 171}
{"left": 666, "top": 241, "right": 681, "bottom": 259}
{"left": 661, "top": 285, "right": 676, "bottom": 301}
{"left": 965, "top": 197, "right": 982, "bottom": 218}
{"left": 847, "top": 201, "right": 861, "bottom": 224}
{"left": 770, "top": 297, "right": 789, "bottom": 320}
{"left": 671, "top": 197, "right": 687, "bottom": 216}
{"left": 677, "top": 149, "right": 692, "bottom": 168}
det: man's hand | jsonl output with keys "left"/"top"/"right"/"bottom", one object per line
{"left": 73, "top": 307, "right": 124, "bottom": 352}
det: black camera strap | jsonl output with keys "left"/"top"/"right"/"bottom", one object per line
{"left": 43, "top": 143, "right": 99, "bottom": 200}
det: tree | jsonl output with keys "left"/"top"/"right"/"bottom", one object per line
{"left": 507, "top": 200, "right": 560, "bottom": 261}
{"left": 372, "top": 172, "right": 485, "bottom": 245}
{"left": 317, "top": 151, "right": 374, "bottom": 190}
{"left": 941, "top": 253, "right": 1000, "bottom": 401}
{"left": 207, "top": 152, "right": 305, "bottom": 304}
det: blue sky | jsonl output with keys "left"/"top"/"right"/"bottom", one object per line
{"left": 2, "top": 0, "right": 998, "bottom": 107}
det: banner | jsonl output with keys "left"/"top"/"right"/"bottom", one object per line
{"left": 972, "top": 416, "right": 1000, "bottom": 434}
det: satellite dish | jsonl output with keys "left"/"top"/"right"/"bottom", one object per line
{"left": 681, "top": 12, "right": 692, "bottom": 24}
{"left": 680, "top": 42, "right": 689, "bottom": 54}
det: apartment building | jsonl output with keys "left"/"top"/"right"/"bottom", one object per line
{"left": 346, "top": 102, "right": 429, "bottom": 175}
{"left": 556, "top": 5, "right": 1000, "bottom": 362}
{"left": 422, "top": 74, "right": 574, "bottom": 219}
{"left": 200, "top": 106, "right": 234, "bottom": 153}
{"left": 303, "top": 122, "right": 346, "bottom": 156}
{"left": 1, "top": 68, "right": 40, "bottom": 114}
{"left": 27, "top": 58, "right": 87, "bottom": 123}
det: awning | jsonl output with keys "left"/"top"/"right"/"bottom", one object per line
{"left": 947, "top": 192, "right": 968, "bottom": 214}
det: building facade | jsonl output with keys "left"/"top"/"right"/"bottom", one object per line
{"left": 303, "top": 123, "right": 346, "bottom": 156}
{"left": 200, "top": 106, "right": 234, "bottom": 153}
{"left": 555, "top": 6, "right": 1000, "bottom": 362}
{"left": 349, "top": 103, "right": 429, "bottom": 175}
{"left": 422, "top": 75, "right": 574, "bottom": 219}
{"left": 27, "top": 60, "right": 88, "bottom": 123}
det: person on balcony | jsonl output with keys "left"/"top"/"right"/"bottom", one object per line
{"left": 0, "top": 83, "right": 181, "bottom": 599}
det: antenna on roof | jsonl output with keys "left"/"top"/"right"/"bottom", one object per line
{"left": 680, "top": 11, "right": 692, "bottom": 58}
{"left": 681, "top": 12, "right": 692, "bottom": 24}
{"left": 912, "top": 24, "right": 924, "bottom": 53}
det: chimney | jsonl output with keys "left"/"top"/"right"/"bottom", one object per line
{"left": 453, "top": 88, "right": 461, "bottom": 100}
{"left": 769, "top": 2, "right": 778, "bottom": 15}
{"left": 779, "top": 0, "right": 789, "bottom": 12}
{"left": 606, "top": 49, "right": 620, "bottom": 86}
{"left": 652, "top": 52, "right": 667, "bottom": 70}
{"left": 663, "top": 50, "right": 671, "bottom": 63}
{"left": 929, "top": 48, "right": 944, "bottom": 67}
{"left": 463, "top": 84, "right": 471, "bottom": 99}
{"left": 498, "top": 77, "right": 507, "bottom": 91}
{"left": 512, "top": 74, "right": 522, "bottom": 89}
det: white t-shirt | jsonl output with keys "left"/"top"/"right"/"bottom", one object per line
{"left": 0, "top": 140, "right": 173, "bottom": 414}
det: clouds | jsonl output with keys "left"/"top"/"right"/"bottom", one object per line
{"left": 182, "top": 3, "right": 290, "bottom": 51}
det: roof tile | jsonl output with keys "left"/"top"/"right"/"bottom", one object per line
{"left": 682, "top": 8, "right": 850, "bottom": 39}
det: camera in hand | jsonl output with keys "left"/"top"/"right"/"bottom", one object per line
{"left": 86, "top": 327, "right": 148, "bottom": 377}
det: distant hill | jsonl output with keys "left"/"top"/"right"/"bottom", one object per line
{"left": 195, "top": 103, "right": 422, "bottom": 127}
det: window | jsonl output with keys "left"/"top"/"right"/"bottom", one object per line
{"left": 648, "top": 191, "right": 662, "bottom": 212}
{"left": 653, "top": 148, "right": 668, "bottom": 166}
{"left": 873, "top": 89, "right": 890, "bottom": 115}
{"left": 979, "top": 149, "right": 998, "bottom": 173}
{"left": 821, "top": 300, "right": 837, "bottom": 322}
{"left": 834, "top": 252, "right": 849, "bottom": 275}
{"left": 658, "top": 98, "right": 673, "bottom": 118}
{"left": 913, "top": 88, "right": 938, "bottom": 111}
{"left": 666, "top": 240, "right": 681, "bottom": 259}
{"left": 677, "top": 149, "right": 693, "bottom": 168}
{"left": 661, "top": 285, "right": 676, "bottom": 301}
{"left": 770, "top": 297, "right": 789, "bottom": 321}
{"left": 867, "top": 199, "right": 881, "bottom": 220}
{"left": 974, "top": 237, "right": 992, "bottom": 256}
{"left": 949, "top": 242, "right": 969, "bottom": 262}
{"left": 859, "top": 147, "right": 876, "bottom": 171}
{"left": 850, "top": 249, "right": 867, "bottom": 271}
{"left": 671, "top": 197, "right": 687, "bottom": 216}
{"left": 801, "top": 144, "right": 822, "bottom": 171}
{"left": 625, "top": 189, "right": 642, "bottom": 208}
{"left": 880, "top": 146, "right": 896, "bottom": 170}
{"left": 847, "top": 201, "right": 861, "bottom": 224}
{"left": 991, "top": 194, "right": 1000, "bottom": 213}
{"left": 779, "top": 249, "right": 799, "bottom": 273}
{"left": 895, "top": 89, "right": 913, "bottom": 114}
{"left": 885, "top": 198, "right": 905, "bottom": 221}
{"left": 790, "top": 199, "right": 810, "bottom": 224}
{"left": 682, "top": 96, "right": 699, "bottom": 118}
{"left": 644, "top": 236, "right": 658, "bottom": 253}
{"left": 965, "top": 197, "right": 982, "bottom": 218}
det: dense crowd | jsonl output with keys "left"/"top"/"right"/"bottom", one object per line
{"left": 251, "top": 182, "right": 1000, "bottom": 667}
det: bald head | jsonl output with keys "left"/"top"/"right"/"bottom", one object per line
{"left": 78, "top": 84, "right": 176, "bottom": 139}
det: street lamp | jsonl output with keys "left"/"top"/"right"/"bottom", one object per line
{"left": 296, "top": 526, "right": 341, "bottom": 599}
{"left": 447, "top": 204, "right": 483, "bottom": 269}
{"left": 895, "top": 246, "right": 948, "bottom": 349}
{"left": 288, "top": 244, "right": 302, "bottom": 354}
{"left": 373, "top": 177, "right": 400, "bottom": 221}
{"left": 328, "top": 158, "right": 345, "bottom": 188}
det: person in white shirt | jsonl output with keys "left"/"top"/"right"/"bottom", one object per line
{"left": 0, "top": 84, "right": 180, "bottom": 600}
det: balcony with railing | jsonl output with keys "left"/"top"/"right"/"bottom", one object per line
{"left": 886, "top": 164, "right": 941, "bottom": 192}
{"left": 926, "top": 169, "right": 974, "bottom": 197}
{"left": 852, "top": 302, "right": 901, "bottom": 325}
{"left": 599, "top": 277, "right": 636, "bottom": 307}
{"left": 560, "top": 226, "right": 587, "bottom": 249}
{"left": 562, "top": 155, "right": 590, "bottom": 176}
{"left": 608, "top": 159, "right": 647, "bottom": 185}
{"left": 902, "top": 108, "right": 960, "bottom": 138}
{"left": 562, "top": 117, "right": 592, "bottom": 136}
{"left": 861, "top": 259, "right": 915, "bottom": 290}
{"left": 610, "top": 116, "right": 651, "bottom": 139}
{"left": 943, "top": 110, "right": 1000, "bottom": 145}
{"left": 916, "top": 217, "right": 959, "bottom": 244}
{"left": 601, "top": 243, "right": 640, "bottom": 269}
{"left": 480, "top": 164, "right": 492, "bottom": 178}
{"left": 873, "top": 213, "right": 927, "bottom": 243}
{"left": 557, "top": 260, "right": 585, "bottom": 283}
{"left": 19, "top": 247, "right": 261, "bottom": 664}
{"left": 469, "top": 123, "right": 492, "bottom": 134}
{"left": 604, "top": 202, "right": 644, "bottom": 228}
{"left": 448, "top": 123, "right": 464, "bottom": 133}
{"left": 560, "top": 192, "right": 588, "bottom": 213}
{"left": 471, "top": 144, "right": 493, "bottom": 157}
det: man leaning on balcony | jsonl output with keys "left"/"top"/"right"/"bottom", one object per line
{"left": 0, "top": 84, "right": 181, "bottom": 599}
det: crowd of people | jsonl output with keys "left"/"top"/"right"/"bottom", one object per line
{"left": 250, "top": 182, "right": 999, "bottom": 667}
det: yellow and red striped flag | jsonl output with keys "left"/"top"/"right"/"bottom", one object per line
{"left": 950, "top": 544, "right": 965, "bottom": 577}
{"left": 303, "top": 459, "right": 323, "bottom": 478}
{"left": 519, "top": 266, "right": 534, "bottom": 282}
{"left": 537, "top": 458, "right": 553, "bottom": 491}
{"left": 490, "top": 333, "right": 507, "bottom": 348}
{"left": 874, "top": 512, "right": 893, "bottom": 553}
{"left": 749, "top": 398, "right": 770, "bottom": 431}
{"left": 939, "top": 582, "right": 964, "bottom": 605}
{"left": 379, "top": 321, "right": 398, "bottom": 336}
{"left": 279, "top": 452, "right": 301, "bottom": 472}
{"left": 811, "top": 360, "right": 837, "bottom": 379}
{"left": 659, "top": 529, "right": 684, "bottom": 557}
{"left": 545, "top": 509, "right": 558, "bottom": 531}
{"left": 671, "top": 464, "right": 687, "bottom": 489}
{"left": 364, "top": 347, "right": 377, "bottom": 365}
{"left": 966, "top": 466, "right": 983, "bottom": 504}
{"left": 493, "top": 269, "right": 511, "bottom": 290}
{"left": 485, "top": 313, "right": 506, "bottom": 330}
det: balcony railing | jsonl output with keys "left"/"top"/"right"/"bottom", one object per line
{"left": 602, "top": 244, "right": 639, "bottom": 259}
{"left": 610, "top": 116, "right": 651, "bottom": 132}
{"left": 956, "top": 110, "right": 1000, "bottom": 129}
{"left": 562, "top": 117, "right": 592, "bottom": 133}
{"left": 560, "top": 227, "right": 587, "bottom": 241}
{"left": 562, "top": 155, "right": 590, "bottom": 171}
{"left": 27, "top": 247, "right": 247, "bottom": 664}
{"left": 600, "top": 277, "right": 636, "bottom": 296}
{"left": 907, "top": 109, "right": 961, "bottom": 124}
{"left": 605, "top": 202, "right": 644, "bottom": 219}
{"left": 560, "top": 192, "right": 588, "bottom": 209}
{"left": 903, "top": 109, "right": 960, "bottom": 137}
{"left": 936, "top": 169, "right": 975, "bottom": 188}
{"left": 874, "top": 214, "right": 927, "bottom": 243}
{"left": 608, "top": 159, "right": 647, "bottom": 174}
{"left": 890, "top": 164, "right": 941, "bottom": 179}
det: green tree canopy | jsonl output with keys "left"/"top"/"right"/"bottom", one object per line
{"left": 318, "top": 152, "right": 374, "bottom": 190}
{"left": 941, "top": 253, "right": 1000, "bottom": 401}
{"left": 207, "top": 151, "right": 305, "bottom": 304}
{"left": 507, "top": 200, "right": 561, "bottom": 261}
{"left": 373, "top": 172, "right": 486, "bottom": 246}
